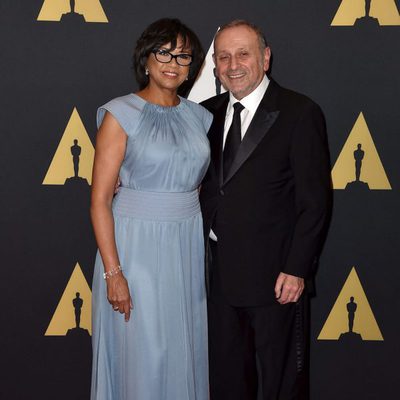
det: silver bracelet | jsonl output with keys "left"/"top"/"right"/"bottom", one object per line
{"left": 103, "top": 265, "right": 122, "bottom": 280}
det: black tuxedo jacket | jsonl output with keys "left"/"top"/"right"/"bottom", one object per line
{"left": 200, "top": 79, "right": 332, "bottom": 306}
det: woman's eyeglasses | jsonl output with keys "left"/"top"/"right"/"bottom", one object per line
{"left": 151, "top": 49, "right": 193, "bottom": 66}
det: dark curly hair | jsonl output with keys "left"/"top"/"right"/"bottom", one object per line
{"left": 133, "top": 18, "right": 205, "bottom": 90}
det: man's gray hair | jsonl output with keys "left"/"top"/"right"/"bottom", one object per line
{"left": 215, "top": 19, "right": 268, "bottom": 53}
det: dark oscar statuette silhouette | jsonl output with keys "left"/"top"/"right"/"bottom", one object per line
{"left": 60, "top": 0, "right": 86, "bottom": 23}
{"left": 345, "top": 143, "right": 370, "bottom": 191}
{"left": 213, "top": 67, "right": 222, "bottom": 96}
{"left": 67, "top": 292, "right": 90, "bottom": 337}
{"left": 339, "top": 297, "right": 362, "bottom": 342}
{"left": 355, "top": 0, "right": 379, "bottom": 27}
{"left": 64, "top": 139, "right": 89, "bottom": 186}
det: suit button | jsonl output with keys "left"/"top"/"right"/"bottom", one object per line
{"left": 220, "top": 189, "right": 224, "bottom": 196}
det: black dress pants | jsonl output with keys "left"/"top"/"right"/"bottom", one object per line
{"left": 208, "top": 241, "right": 309, "bottom": 400}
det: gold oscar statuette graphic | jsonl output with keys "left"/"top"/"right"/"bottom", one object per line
{"left": 318, "top": 267, "right": 383, "bottom": 341}
{"left": 45, "top": 262, "right": 92, "bottom": 336}
{"left": 331, "top": 0, "right": 400, "bottom": 26}
{"left": 37, "top": 0, "right": 108, "bottom": 23}
{"left": 43, "top": 107, "right": 95, "bottom": 186}
{"left": 331, "top": 112, "right": 391, "bottom": 190}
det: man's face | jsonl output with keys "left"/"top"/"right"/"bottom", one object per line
{"left": 213, "top": 25, "right": 270, "bottom": 100}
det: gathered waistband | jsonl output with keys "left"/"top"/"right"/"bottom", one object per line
{"left": 112, "top": 187, "right": 200, "bottom": 221}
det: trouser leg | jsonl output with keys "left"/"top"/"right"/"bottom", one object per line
{"left": 208, "top": 299, "right": 258, "bottom": 400}
{"left": 207, "top": 241, "right": 257, "bottom": 400}
{"left": 250, "top": 296, "right": 308, "bottom": 400}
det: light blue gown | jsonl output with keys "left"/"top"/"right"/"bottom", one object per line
{"left": 91, "top": 94, "right": 212, "bottom": 400}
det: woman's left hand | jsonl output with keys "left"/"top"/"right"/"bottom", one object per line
{"left": 106, "top": 273, "right": 133, "bottom": 322}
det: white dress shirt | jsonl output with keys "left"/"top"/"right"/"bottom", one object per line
{"left": 223, "top": 75, "right": 270, "bottom": 148}
{"left": 210, "top": 75, "right": 270, "bottom": 241}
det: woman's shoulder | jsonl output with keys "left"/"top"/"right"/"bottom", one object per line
{"left": 97, "top": 94, "right": 145, "bottom": 134}
{"left": 181, "top": 98, "right": 213, "bottom": 131}
{"left": 100, "top": 93, "right": 144, "bottom": 114}
{"left": 181, "top": 97, "right": 210, "bottom": 115}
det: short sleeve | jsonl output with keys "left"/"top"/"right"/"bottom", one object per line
{"left": 96, "top": 95, "right": 140, "bottom": 137}
{"left": 184, "top": 99, "right": 213, "bottom": 134}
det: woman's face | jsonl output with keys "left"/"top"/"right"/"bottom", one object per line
{"left": 146, "top": 36, "right": 191, "bottom": 92}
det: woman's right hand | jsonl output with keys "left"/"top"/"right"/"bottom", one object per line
{"left": 106, "top": 273, "right": 133, "bottom": 322}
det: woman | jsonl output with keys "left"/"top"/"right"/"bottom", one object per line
{"left": 90, "top": 18, "right": 212, "bottom": 400}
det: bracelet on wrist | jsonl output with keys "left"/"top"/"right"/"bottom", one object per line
{"left": 103, "top": 265, "right": 122, "bottom": 280}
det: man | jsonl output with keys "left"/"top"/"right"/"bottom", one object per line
{"left": 200, "top": 20, "right": 331, "bottom": 399}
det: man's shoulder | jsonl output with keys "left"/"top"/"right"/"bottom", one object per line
{"left": 270, "top": 80, "right": 326, "bottom": 128}
{"left": 200, "top": 92, "right": 229, "bottom": 114}
{"left": 274, "top": 80, "right": 321, "bottom": 113}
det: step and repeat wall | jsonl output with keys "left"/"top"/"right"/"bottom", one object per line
{"left": 1, "top": 1, "right": 399, "bottom": 399}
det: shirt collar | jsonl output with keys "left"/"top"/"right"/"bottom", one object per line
{"left": 228, "top": 75, "right": 270, "bottom": 114}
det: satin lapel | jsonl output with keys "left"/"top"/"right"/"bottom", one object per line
{"left": 223, "top": 81, "right": 280, "bottom": 186}
{"left": 209, "top": 98, "right": 229, "bottom": 186}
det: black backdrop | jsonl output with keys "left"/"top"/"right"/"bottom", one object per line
{"left": 1, "top": 1, "right": 399, "bottom": 399}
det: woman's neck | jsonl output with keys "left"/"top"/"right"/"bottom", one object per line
{"left": 136, "top": 86, "right": 180, "bottom": 107}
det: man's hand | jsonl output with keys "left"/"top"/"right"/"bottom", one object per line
{"left": 274, "top": 272, "right": 304, "bottom": 304}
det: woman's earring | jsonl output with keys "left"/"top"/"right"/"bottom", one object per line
{"left": 185, "top": 76, "right": 189, "bottom": 81}
{"left": 145, "top": 68, "right": 149, "bottom": 76}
